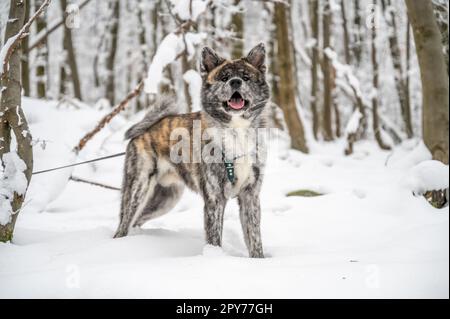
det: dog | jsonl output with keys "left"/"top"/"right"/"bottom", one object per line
{"left": 114, "top": 43, "right": 270, "bottom": 258}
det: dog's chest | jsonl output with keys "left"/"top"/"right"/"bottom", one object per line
{"left": 223, "top": 116, "right": 254, "bottom": 197}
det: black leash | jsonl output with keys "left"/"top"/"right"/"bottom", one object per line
{"left": 32, "top": 152, "right": 126, "bottom": 176}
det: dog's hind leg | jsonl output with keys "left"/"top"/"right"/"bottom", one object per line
{"left": 114, "top": 140, "right": 157, "bottom": 238}
{"left": 134, "top": 182, "right": 184, "bottom": 227}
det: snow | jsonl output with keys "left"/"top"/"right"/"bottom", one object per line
{"left": 0, "top": 152, "right": 28, "bottom": 225}
{"left": 403, "top": 160, "right": 449, "bottom": 195}
{"left": 183, "top": 69, "right": 202, "bottom": 111}
{"left": 345, "top": 109, "right": 362, "bottom": 135}
{"left": 170, "top": 0, "right": 208, "bottom": 21}
{"left": 0, "top": 98, "right": 448, "bottom": 298}
{"left": 0, "top": 33, "right": 19, "bottom": 76}
{"left": 144, "top": 33, "right": 183, "bottom": 94}
{"left": 144, "top": 32, "right": 206, "bottom": 95}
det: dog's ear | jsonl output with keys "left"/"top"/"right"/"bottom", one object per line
{"left": 201, "top": 47, "right": 225, "bottom": 74}
{"left": 245, "top": 43, "right": 266, "bottom": 73}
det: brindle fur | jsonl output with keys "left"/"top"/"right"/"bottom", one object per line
{"left": 114, "top": 44, "right": 270, "bottom": 258}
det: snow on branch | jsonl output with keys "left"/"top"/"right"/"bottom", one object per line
{"left": 144, "top": 1, "right": 208, "bottom": 94}
{"left": 0, "top": 0, "right": 52, "bottom": 77}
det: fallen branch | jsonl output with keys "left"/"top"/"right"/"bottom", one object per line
{"left": 1, "top": 0, "right": 51, "bottom": 77}
{"left": 26, "top": 0, "right": 93, "bottom": 53}
{"left": 70, "top": 176, "right": 120, "bottom": 191}
{"left": 73, "top": 80, "right": 144, "bottom": 153}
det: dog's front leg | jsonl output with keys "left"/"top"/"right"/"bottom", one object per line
{"left": 203, "top": 195, "right": 226, "bottom": 247}
{"left": 238, "top": 187, "right": 264, "bottom": 258}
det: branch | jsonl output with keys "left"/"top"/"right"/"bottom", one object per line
{"left": 73, "top": 80, "right": 144, "bottom": 153}
{"left": 70, "top": 176, "right": 120, "bottom": 191}
{"left": 0, "top": 0, "right": 51, "bottom": 77}
{"left": 26, "top": 0, "right": 93, "bottom": 53}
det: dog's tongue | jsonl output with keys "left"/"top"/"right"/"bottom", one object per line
{"left": 228, "top": 98, "right": 245, "bottom": 110}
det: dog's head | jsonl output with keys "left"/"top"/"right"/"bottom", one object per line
{"left": 200, "top": 43, "right": 270, "bottom": 123}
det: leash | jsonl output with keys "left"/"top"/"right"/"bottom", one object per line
{"left": 32, "top": 152, "right": 126, "bottom": 176}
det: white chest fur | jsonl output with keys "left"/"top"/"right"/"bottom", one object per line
{"left": 223, "top": 115, "right": 255, "bottom": 197}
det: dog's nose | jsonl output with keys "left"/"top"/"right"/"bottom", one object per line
{"left": 229, "top": 78, "right": 242, "bottom": 90}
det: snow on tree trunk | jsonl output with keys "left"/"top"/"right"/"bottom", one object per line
{"left": 0, "top": 0, "right": 33, "bottom": 243}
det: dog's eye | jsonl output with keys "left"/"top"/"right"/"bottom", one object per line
{"left": 221, "top": 76, "right": 229, "bottom": 82}
{"left": 243, "top": 75, "right": 250, "bottom": 81}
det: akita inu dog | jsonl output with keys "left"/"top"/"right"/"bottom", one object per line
{"left": 114, "top": 43, "right": 270, "bottom": 258}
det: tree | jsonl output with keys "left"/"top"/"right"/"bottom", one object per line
{"left": 321, "top": 0, "right": 334, "bottom": 141}
{"left": 381, "top": 0, "right": 413, "bottom": 138}
{"left": 230, "top": 0, "right": 243, "bottom": 59}
{"left": 104, "top": 0, "right": 120, "bottom": 106}
{"left": 0, "top": 0, "right": 34, "bottom": 242}
{"left": 59, "top": 0, "right": 82, "bottom": 100}
{"left": 35, "top": 0, "right": 49, "bottom": 98}
{"left": 309, "top": 0, "right": 320, "bottom": 139}
{"left": 371, "top": 0, "right": 391, "bottom": 150}
{"left": 405, "top": 0, "right": 449, "bottom": 164}
{"left": 21, "top": 2, "right": 30, "bottom": 96}
{"left": 274, "top": 1, "right": 308, "bottom": 153}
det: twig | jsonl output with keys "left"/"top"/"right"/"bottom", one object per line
{"left": 1, "top": 0, "right": 52, "bottom": 76}
{"left": 73, "top": 80, "right": 144, "bottom": 153}
{"left": 70, "top": 176, "right": 120, "bottom": 191}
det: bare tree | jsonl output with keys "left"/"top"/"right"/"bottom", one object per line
{"left": 0, "top": 0, "right": 36, "bottom": 242}
{"left": 21, "top": 2, "right": 30, "bottom": 96}
{"left": 322, "top": 0, "right": 334, "bottom": 141}
{"left": 35, "top": 0, "right": 48, "bottom": 98}
{"left": 405, "top": 0, "right": 449, "bottom": 164}
{"left": 340, "top": 0, "right": 351, "bottom": 64}
{"left": 230, "top": 0, "right": 243, "bottom": 59}
{"left": 352, "top": 0, "right": 362, "bottom": 65}
{"left": 104, "top": 0, "right": 120, "bottom": 106}
{"left": 274, "top": 1, "right": 308, "bottom": 152}
{"left": 371, "top": 1, "right": 391, "bottom": 150}
{"left": 59, "top": 0, "right": 82, "bottom": 100}
{"left": 309, "top": 0, "right": 320, "bottom": 139}
{"left": 381, "top": 0, "right": 413, "bottom": 138}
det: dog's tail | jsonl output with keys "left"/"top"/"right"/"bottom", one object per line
{"left": 125, "top": 94, "right": 179, "bottom": 140}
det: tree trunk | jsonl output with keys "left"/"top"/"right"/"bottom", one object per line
{"left": 0, "top": 0, "right": 34, "bottom": 243}
{"left": 352, "top": 0, "right": 362, "bottom": 65}
{"left": 104, "top": 0, "right": 120, "bottom": 106}
{"left": 36, "top": 0, "right": 48, "bottom": 98}
{"left": 274, "top": 1, "right": 308, "bottom": 153}
{"left": 60, "top": 0, "right": 82, "bottom": 100}
{"left": 309, "top": 0, "right": 319, "bottom": 139}
{"left": 432, "top": 0, "right": 448, "bottom": 73}
{"left": 340, "top": 0, "right": 351, "bottom": 64}
{"left": 322, "top": 0, "right": 333, "bottom": 141}
{"left": 136, "top": 0, "right": 149, "bottom": 111}
{"left": 21, "top": 2, "right": 30, "bottom": 96}
{"left": 371, "top": 3, "right": 391, "bottom": 150}
{"left": 381, "top": 0, "right": 413, "bottom": 138}
{"left": 230, "top": 0, "right": 243, "bottom": 59}
{"left": 405, "top": 0, "right": 449, "bottom": 164}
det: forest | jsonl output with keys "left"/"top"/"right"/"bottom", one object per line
{"left": 0, "top": 0, "right": 448, "bottom": 298}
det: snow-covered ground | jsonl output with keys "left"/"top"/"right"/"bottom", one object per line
{"left": 0, "top": 98, "right": 448, "bottom": 298}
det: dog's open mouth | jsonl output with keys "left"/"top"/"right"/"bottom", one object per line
{"left": 226, "top": 92, "right": 247, "bottom": 110}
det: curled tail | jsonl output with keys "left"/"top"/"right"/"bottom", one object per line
{"left": 125, "top": 94, "right": 178, "bottom": 140}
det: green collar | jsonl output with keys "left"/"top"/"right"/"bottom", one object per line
{"left": 222, "top": 152, "right": 248, "bottom": 183}
{"left": 223, "top": 159, "right": 235, "bottom": 183}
